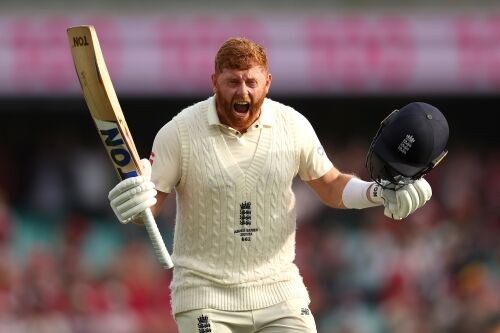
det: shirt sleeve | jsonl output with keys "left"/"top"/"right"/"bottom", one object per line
{"left": 295, "top": 112, "right": 334, "bottom": 181}
{"left": 150, "top": 120, "right": 181, "bottom": 193}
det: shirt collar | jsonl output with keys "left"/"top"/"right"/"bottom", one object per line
{"left": 207, "top": 95, "right": 275, "bottom": 128}
{"left": 258, "top": 98, "right": 274, "bottom": 127}
{"left": 207, "top": 96, "right": 220, "bottom": 126}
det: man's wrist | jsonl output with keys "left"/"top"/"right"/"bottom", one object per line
{"left": 342, "top": 178, "right": 381, "bottom": 209}
{"left": 367, "top": 183, "right": 384, "bottom": 205}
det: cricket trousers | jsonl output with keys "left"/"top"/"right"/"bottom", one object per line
{"left": 174, "top": 298, "right": 317, "bottom": 333}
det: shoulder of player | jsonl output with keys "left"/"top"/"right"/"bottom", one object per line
{"left": 264, "top": 98, "right": 310, "bottom": 126}
{"left": 175, "top": 98, "right": 209, "bottom": 118}
{"left": 154, "top": 117, "right": 180, "bottom": 144}
{"left": 154, "top": 98, "right": 211, "bottom": 146}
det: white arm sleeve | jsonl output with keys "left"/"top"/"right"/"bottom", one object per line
{"left": 342, "top": 178, "right": 380, "bottom": 209}
{"left": 150, "top": 120, "right": 181, "bottom": 193}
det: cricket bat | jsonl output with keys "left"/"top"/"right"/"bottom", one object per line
{"left": 67, "top": 25, "right": 173, "bottom": 269}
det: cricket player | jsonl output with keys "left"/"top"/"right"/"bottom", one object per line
{"left": 108, "top": 37, "right": 440, "bottom": 332}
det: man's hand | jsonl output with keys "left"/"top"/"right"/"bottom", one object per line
{"left": 108, "top": 159, "right": 157, "bottom": 224}
{"left": 369, "top": 178, "right": 432, "bottom": 220}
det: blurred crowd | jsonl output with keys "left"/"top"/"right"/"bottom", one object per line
{"left": 0, "top": 138, "right": 498, "bottom": 333}
{"left": 296, "top": 141, "right": 500, "bottom": 333}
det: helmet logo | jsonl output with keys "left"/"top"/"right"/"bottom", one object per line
{"left": 398, "top": 134, "right": 415, "bottom": 155}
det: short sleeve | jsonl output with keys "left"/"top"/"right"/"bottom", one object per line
{"left": 150, "top": 120, "right": 181, "bottom": 193}
{"left": 295, "top": 112, "right": 334, "bottom": 181}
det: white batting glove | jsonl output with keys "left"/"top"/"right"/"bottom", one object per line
{"left": 108, "top": 159, "right": 157, "bottom": 224}
{"left": 369, "top": 178, "right": 432, "bottom": 220}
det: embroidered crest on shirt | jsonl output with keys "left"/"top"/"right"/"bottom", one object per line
{"left": 240, "top": 201, "right": 252, "bottom": 225}
{"left": 197, "top": 314, "right": 212, "bottom": 333}
{"left": 234, "top": 201, "right": 259, "bottom": 242}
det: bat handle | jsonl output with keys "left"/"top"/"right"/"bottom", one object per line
{"left": 139, "top": 208, "right": 174, "bottom": 269}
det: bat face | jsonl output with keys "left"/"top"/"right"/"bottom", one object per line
{"left": 67, "top": 25, "right": 143, "bottom": 180}
{"left": 67, "top": 25, "right": 174, "bottom": 269}
{"left": 95, "top": 119, "right": 139, "bottom": 179}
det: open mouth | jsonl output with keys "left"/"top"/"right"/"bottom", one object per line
{"left": 233, "top": 101, "right": 250, "bottom": 114}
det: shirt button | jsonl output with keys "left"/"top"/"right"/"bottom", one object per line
{"left": 255, "top": 124, "right": 259, "bottom": 128}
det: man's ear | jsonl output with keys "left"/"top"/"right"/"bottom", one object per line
{"left": 265, "top": 73, "right": 272, "bottom": 93}
{"left": 211, "top": 73, "right": 217, "bottom": 92}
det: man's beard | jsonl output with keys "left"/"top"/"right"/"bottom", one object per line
{"left": 216, "top": 92, "right": 266, "bottom": 126}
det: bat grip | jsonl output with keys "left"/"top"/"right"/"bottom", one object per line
{"left": 139, "top": 208, "right": 174, "bottom": 269}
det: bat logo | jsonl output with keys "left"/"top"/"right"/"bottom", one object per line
{"left": 94, "top": 118, "right": 138, "bottom": 179}
{"left": 72, "top": 36, "right": 89, "bottom": 47}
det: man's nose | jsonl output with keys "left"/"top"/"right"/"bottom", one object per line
{"left": 236, "top": 83, "right": 249, "bottom": 96}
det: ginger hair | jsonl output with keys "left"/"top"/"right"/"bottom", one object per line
{"left": 214, "top": 37, "right": 268, "bottom": 74}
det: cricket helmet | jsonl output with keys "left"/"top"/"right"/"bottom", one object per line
{"left": 366, "top": 102, "right": 449, "bottom": 188}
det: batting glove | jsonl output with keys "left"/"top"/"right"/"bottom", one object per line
{"left": 108, "top": 158, "right": 157, "bottom": 224}
{"left": 369, "top": 178, "right": 432, "bottom": 220}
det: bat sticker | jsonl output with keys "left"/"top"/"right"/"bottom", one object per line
{"left": 94, "top": 118, "right": 138, "bottom": 179}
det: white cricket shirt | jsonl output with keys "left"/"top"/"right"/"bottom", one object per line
{"left": 150, "top": 96, "right": 333, "bottom": 314}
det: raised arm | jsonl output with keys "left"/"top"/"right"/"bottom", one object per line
{"left": 306, "top": 166, "right": 432, "bottom": 220}
{"left": 306, "top": 166, "right": 360, "bottom": 209}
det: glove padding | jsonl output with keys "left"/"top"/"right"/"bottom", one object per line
{"left": 108, "top": 159, "right": 157, "bottom": 224}
{"left": 370, "top": 178, "right": 432, "bottom": 220}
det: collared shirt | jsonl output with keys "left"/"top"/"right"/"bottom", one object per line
{"left": 151, "top": 96, "right": 332, "bottom": 194}
{"left": 207, "top": 96, "right": 274, "bottom": 173}
{"left": 151, "top": 95, "right": 334, "bottom": 314}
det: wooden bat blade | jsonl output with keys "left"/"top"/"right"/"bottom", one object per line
{"left": 67, "top": 25, "right": 143, "bottom": 179}
{"left": 67, "top": 25, "right": 174, "bottom": 269}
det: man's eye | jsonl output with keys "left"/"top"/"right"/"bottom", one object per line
{"left": 247, "top": 81, "right": 257, "bottom": 88}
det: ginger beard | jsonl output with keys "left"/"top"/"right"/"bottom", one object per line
{"left": 212, "top": 66, "right": 271, "bottom": 133}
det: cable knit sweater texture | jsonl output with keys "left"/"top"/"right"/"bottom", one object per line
{"left": 168, "top": 98, "right": 320, "bottom": 314}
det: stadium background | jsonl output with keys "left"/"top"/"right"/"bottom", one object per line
{"left": 0, "top": 1, "right": 499, "bottom": 332}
